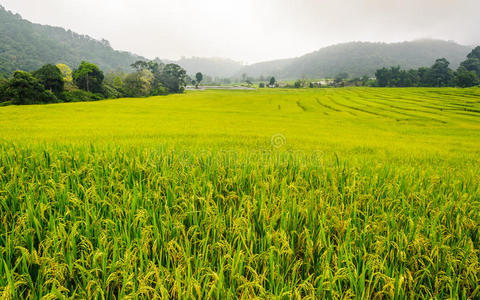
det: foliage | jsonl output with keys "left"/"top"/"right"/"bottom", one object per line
{"left": 467, "top": 46, "right": 480, "bottom": 60}
{"left": 3, "top": 59, "right": 187, "bottom": 105}
{"left": 269, "top": 76, "right": 276, "bottom": 86}
{"left": 195, "top": 72, "right": 203, "bottom": 88}
{"left": 454, "top": 66, "right": 479, "bottom": 88}
{"left": 374, "top": 55, "right": 480, "bottom": 88}
{"left": 123, "top": 69, "right": 154, "bottom": 97}
{"left": 294, "top": 80, "right": 302, "bottom": 88}
{"left": 423, "top": 58, "right": 454, "bottom": 87}
{"left": 460, "top": 58, "right": 480, "bottom": 77}
{"left": 73, "top": 61, "right": 104, "bottom": 93}
{"left": 334, "top": 73, "right": 349, "bottom": 86}
{"left": 259, "top": 82, "right": 265, "bottom": 88}
{"left": 0, "top": 88, "right": 479, "bottom": 298}
{"left": 32, "top": 64, "right": 64, "bottom": 95}
{"left": 113, "top": 76, "right": 124, "bottom": 90}
{"left": 376, "top": 67, "right": 419, "bottom": 87}
{"left": 102, "top": 83, "right": 122, "bottom": 99}
{"left": 61, "top": 89, "right": 103, "bottom": 102}
{"left": 130, "top": 60, "right": 149, "bottom": 72}
{"left": 56, "top": 63, "right": 73, "bottom": 83}
{"left": 460, "top": 47, "right": 480, "bottom": 79}
{"left": 4, "top": 70, "right": 57, "bottom": 104}
{"left": 0, "top": 77, "right": 7, "bottom": 102}
{"left": 159, "top": 64, "right": 186, "bottom": 93}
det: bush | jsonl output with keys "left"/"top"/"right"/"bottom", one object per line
{"left": 61, "top": 89, "right": 103, "bottom": 102}
{"left": 0, "top": 77, "right": 7, "bottom": 102}
{"left": 151, "top": 86, "right": 168, "bottom": 96}
{"left": 6, "top": 71, "right": 57, "bottom": 105}
{"left": 102, "top": 83, "right": 122, "bottom": 99}
{"left": 33, "top": 64, "right": 65, "bottom": 96}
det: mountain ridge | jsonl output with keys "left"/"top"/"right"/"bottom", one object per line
{"left": 236, "top": 40, "right": 473, "bottom": 79}
{"left": 0, "top": 5, "right": 474, "bottom": 80}
{"left": 0, "top": 5, "right": 144, "bottom": 74}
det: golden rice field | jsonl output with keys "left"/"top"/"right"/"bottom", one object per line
{"left": 0, "top": 88, "right": 480, "bottom": 299}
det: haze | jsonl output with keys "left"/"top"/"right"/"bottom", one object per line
{"left": 1, "top": 0, "right": 478, "bottom": 64}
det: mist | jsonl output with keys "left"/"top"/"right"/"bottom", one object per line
{"left": 0, "top": 0, "right": 478, "bottom": 63}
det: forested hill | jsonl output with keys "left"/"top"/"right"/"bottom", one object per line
{"left": 162, "top": 57, "right": 244, "bottom": 78}
{"left": 0, "top": 5, "right": 144, "bottom": 75}
{"left": 238, "top": 40, "right": 473, "bottom": 79}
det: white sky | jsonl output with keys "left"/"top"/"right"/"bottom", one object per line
{"left": 1, "top": 0, "right": 479, "bottom": 64}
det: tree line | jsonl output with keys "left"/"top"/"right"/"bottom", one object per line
{"left": 375, "top": 46, "right": 480, "bottom": 88}
{"left": 0, "top": 60, "right": 187, "bottom": 105}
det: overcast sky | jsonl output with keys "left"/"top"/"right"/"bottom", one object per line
{"left": 0, "top": 0, "right": 479, "bottom": 63}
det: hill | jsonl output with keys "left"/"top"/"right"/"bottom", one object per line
{"left": 163, "top": 57, "right": 244, "bottom": 78}
{"left": 0, "top": 5, "right": 474, "bottom": 80}
{"left": 238, "top": 40, "right": 473, "bottom": 79}
{"left": 0, "top": 5, "right": 144, "bottom": 75}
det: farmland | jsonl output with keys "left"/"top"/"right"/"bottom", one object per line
{"left": 1, "top": 88, "right": 480, "bottom": 298}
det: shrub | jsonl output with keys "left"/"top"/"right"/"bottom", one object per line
{"left": 6, "top": 71, "right": 57, "bottom": 105}
{"left": 151, "top": 86, "right": 168, "bottom": 96}
{"left": 102, "top": 83, "right": 122, "bottom": 99}
{"left": 61, "top": 89, "right": 103, "bottom": 102}
{"left": 0, "top": 77, "right": 7, "bottom": 102}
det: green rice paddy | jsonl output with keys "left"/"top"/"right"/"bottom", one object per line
{"left": 1, "top": 88, "right": 479, "bottom": 298}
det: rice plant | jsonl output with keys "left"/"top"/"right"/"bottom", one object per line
{"left": 1, "top": 88, "right": 479, "bottom": 298}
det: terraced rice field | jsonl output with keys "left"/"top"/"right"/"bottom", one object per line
{"left": 0, "top": 88, "right": 480, "bottom": 298}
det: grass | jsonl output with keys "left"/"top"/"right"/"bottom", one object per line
{"left": 0, "top": 87, "right": 480, "bottom": 298}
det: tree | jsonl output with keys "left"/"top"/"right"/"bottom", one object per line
{"left": 424, "top": 58, "right": 454, "bottom": 87}
{"left": 33, "top": 64, "right": 64, "bottom": 95}
{"left": 375, "top": 67, "right": 390, "bottom": 87}
{"left": 417, "top": 67, "right": 429, "bottom": 86}
{"left": 123, "top": 70, "right": 154, "bottom": 97}
{"left": 259, "top": 82, "right": 265, "bottom": 88}
{"left": 455, "top": 66, "right": 479, "bottom": 88}
{"left": 73, "top": 61, "right": 104, "bottom": 93}
{"left": 56, "top": 64, "right": 73, "bottom": 83}
{"left": 5, "top": 71, "right": 56, "bottom": 105}
{"left": 195, "top": 72, "right": 203, "bottom": 88}
{"left": 467, "top": 46, "right": 480, "bottom": 60}
{"left": 0, "top": 77, "right": 8, "bottom": 102}
{"left": 334, "top": 73, "right": 349, "bottom": 86}
{"left": 309, "top": 82, "right": 314, "bottom": 88}
{"left": 294, "top": 80, "right": 302, "bottom": 88}
{"left": 375, "top": 67, "right": 419, "bottom": 87}
{"left": 269, "top": 77, "right": 276, "bottom": 86}
{"left": 361, "top": 75, "right": 370, "bottom": 86}
{"left": 460, "top": 57, "right": 480, "bottom": 78}
{"left": 131, "top": 60, "right": 149, "bottom": 72}
{"left": 159, "top": 64, "right": 186, "bottom": 93}
{"left": 113, "top": 76, "right": 124, "bottom": 90}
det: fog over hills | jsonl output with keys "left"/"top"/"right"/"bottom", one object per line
{"left": 161, "top": 57, "right": 244, "bottom": 78}
{"left": 0, "top": 5, "right": 144, "bottom": 74}
{"left": 162, "top": 40, "right": 473, "bottom": 80}
{"left": 0, "top": 5, "right": 473, "bottom": 80}
{"left": 236, "top": 40, "right": 473, "bottom": 79}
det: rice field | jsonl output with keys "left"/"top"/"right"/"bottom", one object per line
{"left": 1, "top": 88, "right": 480, "bottom": 299}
